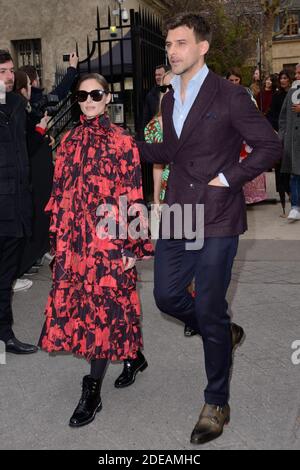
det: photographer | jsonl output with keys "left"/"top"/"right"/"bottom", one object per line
{"left": 13, "top": 70, "right": 54, "bottom": 278}
{"left": 20, "top": 51, "right": 79, "bottom": 121}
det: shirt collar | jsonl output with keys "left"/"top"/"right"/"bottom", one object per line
{"left": 171, "top": 63, "right": 209, "bottom": 92}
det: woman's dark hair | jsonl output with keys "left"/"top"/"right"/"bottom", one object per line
{"left": 14, "top": 70, "right": 29, "bottom": 94}
{"left": 263, "top": 74, "right": 278, "bottom": 93}
{"left": 0, "top": 49, "right": 13, "bottom": 64}
{"left": 278, "top": 69, "right": 293, "bottom": 87}
{"left": 76, "top": 73, "right": 110, "bottom": 93}
{"left": 226, "top": 68, "right": 242, "bottom": 84}
{"left": 164, "top": 13, "right": 212, "bottom": 44}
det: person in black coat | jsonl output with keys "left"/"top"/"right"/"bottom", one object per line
{"left": 267, "top": 69, "right": 293, "bottom": 215}
{"left": 267, "top": 69, "right": 292, "bottom": 131}
{"left": 20, "top": 52, "right": 79, "bottom": 121}
{"left": 0, "top": 50, "right": 38, "bottom": 354}
{"left": 14, "top": 70, "right": 54, "bottom": 277}
{"left": 142, "top": 64, "right": 169, "bottom": 129}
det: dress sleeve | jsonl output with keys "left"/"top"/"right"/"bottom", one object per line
{"left": 119, "top": 135, "right": 154, "bottom": 260}
{"left": 45, "top": 131, "right": 70, "bottom": 254}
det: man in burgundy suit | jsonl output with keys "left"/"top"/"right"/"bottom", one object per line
{"left": 137, "top": 13, "right": 282, "bottom": 445}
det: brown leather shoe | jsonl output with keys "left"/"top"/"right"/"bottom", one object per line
{"left": 231, "top": 322, "right": 245, "bottom": 352}
{"left": 190, "top": 403, "right": 230, "bottom": 445}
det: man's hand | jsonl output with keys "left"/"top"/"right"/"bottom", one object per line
{"left": 208, "top": 176, "right": 226, "bottom": 187}
{"left": 122, "top": 256, "right": 136, "bottom": 271}
{"left": 292, "top": 103, "right": 300, "bottom": 113}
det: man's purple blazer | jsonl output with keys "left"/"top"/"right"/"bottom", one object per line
{"left": 138, "top": 70, "right": 282, "bottom": 238}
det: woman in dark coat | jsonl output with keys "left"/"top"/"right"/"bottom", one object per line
{"left": 256, "top": 74, "right": 277, "bottom": 116}
{"left": 267, "top": 70, "right": 292, "bottom": 131}
{"left": 267, "top": 69, "right": 293, "bottom": 215}
{"left": 39, "top": 73, "right": 153, "bottom": 427}
{"left": 14, "top": 70, "right": 54, "bottom": 275}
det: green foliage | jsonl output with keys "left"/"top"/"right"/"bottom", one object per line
{"left": 205, "top": 4, "right": 255, "bottom": 76}
{"left": 163, "top": 0, "right": 286, "bottom": 76}
{"left": 164, "top": 1, "right": 256, "bottom": 76}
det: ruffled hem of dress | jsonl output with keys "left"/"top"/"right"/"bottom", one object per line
{"left": 39, "top": 284, "right": 143, "bottom": 362}
{"left": 38, "top": 316, "right": 142, "bottom": 362}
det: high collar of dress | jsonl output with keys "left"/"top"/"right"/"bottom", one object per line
{"left": 80, "top": 113, "right": 111, "bottom": 133}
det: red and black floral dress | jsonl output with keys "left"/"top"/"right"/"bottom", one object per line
{"left": 39, "top": 114, "right": 153, "bottom": 362}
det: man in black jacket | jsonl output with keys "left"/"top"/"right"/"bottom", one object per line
{"left": 143, "top": 64, "right": 169, "bottom": 128}
{"left": 0, "top": 49, "right": 37, "bottom": 354}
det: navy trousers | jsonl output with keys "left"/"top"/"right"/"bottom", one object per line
{"left": 154, "top": 236, "right": 239, "bottom": 406}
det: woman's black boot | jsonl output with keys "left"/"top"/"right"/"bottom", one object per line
{"left": 114, "top": 350, "right": 148, "bottom": 388}
{"left": 69, "top": 375, "right": 102, "bottom": 427}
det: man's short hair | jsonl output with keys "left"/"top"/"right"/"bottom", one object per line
{"left": 164, "top": 13, "right": 212, "bottom": 44}
{"left": 0, "top": 49, "right": 13, "bottom": 65}
{"left": 155, "top": 64, "right": 169, "bottom": 72}
{"left": 19, "top": 64, "right": 38, "bottom": 83}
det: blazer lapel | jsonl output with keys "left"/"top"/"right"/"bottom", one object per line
{"left": 175, "top": 71, "right": 219, "bottom": 155}
{"left": 162, "top": 91, "right": 179, "bottom": 142}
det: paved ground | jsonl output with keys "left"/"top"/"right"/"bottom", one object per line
{"left": 0, "top": 172, "right": 299, "bottom": 450}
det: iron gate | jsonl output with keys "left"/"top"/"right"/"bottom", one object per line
{"left": 51, "top": 6, "right": 167, "bottom": 201}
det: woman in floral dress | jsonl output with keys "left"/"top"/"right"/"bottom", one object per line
{"left": 144, "top": 70, "right": 173, "bottom": 206}
{"left": 39, "top": 73, "right": 153, "bottom": 427}
{"left": 226, "top": 69, "right": 267, "bottom": 205}
{"left": 241, "top": 91, "right": 267, "bottom": 205}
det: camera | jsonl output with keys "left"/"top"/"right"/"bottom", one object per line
{"left": 121, "top": 8, "right": 129, "bottom": 22}
{"left": 63, "top": 54, "right": 70, "bottom": 62}
{"left": 31, "top": 93, "right": 60, "bottom": 118}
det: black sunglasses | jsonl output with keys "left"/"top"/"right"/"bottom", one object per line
{"left": 159, "top": 84, "right": 173, "bottom": 93}
{"left": 76, "top": 89, "right": 109, "bottom": 103}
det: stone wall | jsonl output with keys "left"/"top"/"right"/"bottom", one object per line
{"left": 272, "top": 38, "right": 300, "bottom": 72}
{"left": 0, "top": 0, "right": 156, "bottom": 90}
{"left": 3, "top": 0, "right": 298, "bottom": 84}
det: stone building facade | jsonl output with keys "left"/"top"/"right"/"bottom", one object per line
{"left": 1, "top": 0, "right": 300, "bottom": 88}
{"left": 0, "top": 0, "right": 157, "bottom": 90}
{"left": 272, "top": 0, "right": 300, "bottom": 73}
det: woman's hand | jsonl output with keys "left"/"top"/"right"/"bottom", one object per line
{"left": 122, "top": 255, "right": 136, "bottom": 271}
{"left": 47, "top": 136, "right": 55, "bottom": 148}
{"left": 152, "top": 202, "right": 161, "bottom": 219}
{"left": 38, "top": 111, "right": 51, "bottom": 130}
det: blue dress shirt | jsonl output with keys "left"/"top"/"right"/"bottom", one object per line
{"left": 170, "top": 64, "right": 229, "bottom": 186}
